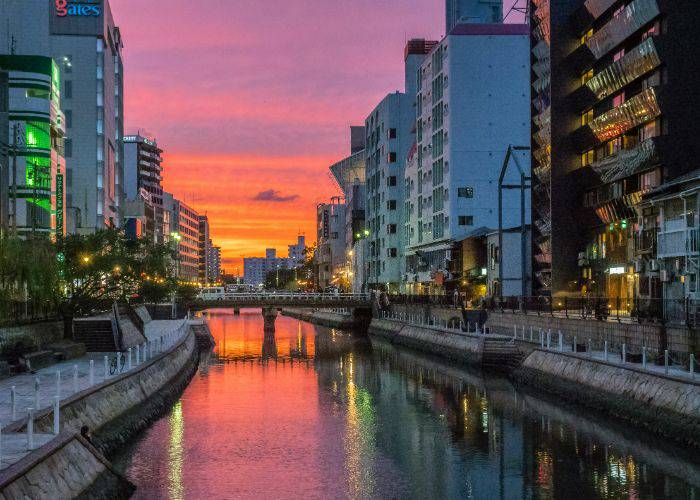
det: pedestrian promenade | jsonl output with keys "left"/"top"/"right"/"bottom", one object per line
{"left": 0, "top": 319, "right": 189, "bottom": 470}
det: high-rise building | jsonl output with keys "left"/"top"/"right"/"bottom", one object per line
{"left": 243, "top": 248, "right": 294, "bottom": 287}
{"left": 0, "top": 55, "right": 66, "bottom": 239}
{"left": 198, "top": 215, "right": 211, "bottom": 283}
{"left": 445, "top": 0, "right": 503, "bottom": 32}
{"left": 315, "top": 198, "right": 347, "bottom": 290}
{"left": 164, "top": 196, "right": 199, "bottom": 283}
{"left": 0, "top": 67, "right": 9, "bottom": 233}
{"left": 530, "top": 0, "right": 700, "bottom": 302}
{"left": 288, "top": 235, "right": 307, "bottom": 267}
{"left": 207, "top": 245, "right": 222, "bottom": 283}
{"left": 124, "top": 134, "right": 164, "bottom": 242}
{"left": 1, "top": 0, "right": 125, "bottom": 233}
{"left": 364, "top": 40, "right": 436, "bottom": 291}
{"left": 405, "top": 24, "right": 530, "bottom": 294}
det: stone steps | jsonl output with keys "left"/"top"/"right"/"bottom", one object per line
{"left": 482, "top": 338, "right": 524, "bottom": 372}
{"left": 73, "top": 320, "right": 118, "bottom": 352}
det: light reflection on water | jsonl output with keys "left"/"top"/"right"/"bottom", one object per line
{"left": 116, "top": 310, "right": 700, "bottom": 499}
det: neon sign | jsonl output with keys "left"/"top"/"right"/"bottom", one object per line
{"left": 56, "top": 0, "right": 101, "bottom": 17}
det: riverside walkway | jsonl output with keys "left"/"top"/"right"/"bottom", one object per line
{"left": 0, "top": 319, "right": 191, "bottom": 470}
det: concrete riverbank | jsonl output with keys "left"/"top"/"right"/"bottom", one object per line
{"left": 0, "top": 319, "right": 201, "bottom": 498}
{"left": 281, "top": 308, "right": 359, "bottom": 329}
{"left": 295, "top": 311, "right": 700, "bottom": 447}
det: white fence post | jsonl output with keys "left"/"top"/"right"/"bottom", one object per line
{"left": 622, "top": 343, "right": 626, "bottom": 364}
{"left": 691, "top": 354, "right": 695, "bottom": 379}
{"left": 128, "top": 348, "right": 132, "bottom": 370}
{"left": 104, "top": 355, "right": 109, "bottom": 379}
{"left": 558, "top": 331, "right": 563, "bottom": 351}
{"left": 53, "top": 396, "right": 60, "bottom": 434}
{"left": 33, "top": 379, "right": 39, "bottom": 414}
{"left": 546, "top": 330, "right": 551, "bottom": 350}
{"left": 573, "top": 336, "right": 577, "bottom": 353}
{"left": 604, "top": 341, "right": 609, "bottom": 362}
{"left": 642, "top": 346, "right": 647, "bottom": 368}
{"left": 73, "top": 365, "right": 78, "bottom": 394}
{"left": 89, "top": 360, "right": 94, "bottom": 386}
{"left": 11, "top": 386, "right": 16, "bottom": 421}
{"left": 26, "top": 408, "right": 34, "bottom": 450}
{"left": 136, "top": 344, "right": 140, "bottom": 365}
{"left": 55, "top": 370, "right": 61, "bottom": 399}
{"left": 664, "top": 349, "right": 669, "bottom": 375}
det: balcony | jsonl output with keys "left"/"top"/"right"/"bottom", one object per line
{"left": 658, "top": 228, "right": 700, "bottom": 259}
{"left": 586, "top": 38, "right": 661, "bottom": 100}
{"left": 590, "top": 137, "right": 659, "bottom": 184}
{"left": 586, "top": 0, "right": 660, "bottom": 60}
{"left": 584, "top": 0, "right": 617, "bottom": 19}
{"left": 588, "top": 87, "right": 660, "bottom": 142}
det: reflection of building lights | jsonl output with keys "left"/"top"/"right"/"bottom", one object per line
{"left": 168, "top": 401, "right": 185, "bottom": 500}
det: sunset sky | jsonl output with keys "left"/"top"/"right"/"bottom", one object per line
{"left": 110, "top": 0, "right": 519, "bottom": 272}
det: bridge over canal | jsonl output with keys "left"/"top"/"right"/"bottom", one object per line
{"left": 188, "top": 293, "right": 373, "bottom": 332}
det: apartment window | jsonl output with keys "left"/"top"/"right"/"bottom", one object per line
{"left": 580, "top": 28, "right": 593, "bottom": 45}
{"left": 458, "top": 187, "right": 474, "bottom": 198}
{"left": 607, "top": 137, "right": 623, "bottom": 156}
{"left": 583, "top": 189, "right": 597, "bottom": 208}
{"left": 387, "top": 224, "right": 397, "bottom": 234}
{"left": 65, "top": 110, "right": 72, "bottom": 129}
{"left": 581, "top": 149, "right": 595, "bottom": 167}
{"left": 640, "top": 169, "right": 660, "bottom": 190}
{"left": 387, "top": 200, "right": 397, "bottom": 210}
{"left": 387, "top": 176, "right": 397, "bottom": 187}
{"left": 64, "top": 138, "right": 72, "bottom": 158}
{"left": 613, "top": 49, "right": 625, "bottom": 62}
{"left": 639, "top": 120, "right": 659, "bottom": 142}
{"left": 458, "top": 216, "right": 473, "bottom": 226}
{"left": 64, "top": 80, "right": 72, "bottom": 99}
{"left": 581, "top": 109, "right": 594, "bottom": 126}
{"left": 388, "top": 152, "right": 397, "bottom": 163}
{"left": 387, "top": 128, "right": 397, "bottom": 139}
{"left": 612, "top": 92, "right": 625, "bottom": 107}
{"left": 581, "top": 69, "right": 594, "bottom": 86}
{"left": 387, "top": 248, "right": 397, "bottom": 258}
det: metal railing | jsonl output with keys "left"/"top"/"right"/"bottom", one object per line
{"left": 485, "top": 296, "right": 700, "bottom": 327}
{"left": 198, "top": 292, "right": 371, "bottom": 302}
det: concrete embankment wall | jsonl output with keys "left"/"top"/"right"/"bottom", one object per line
{"left": 514, "top": 349, "right": 700, "bottom": 447}
{"left": 487, "top": 311, "right": 696, "bottom": 358}
{"left": 0, "top": 433, "right": 133, "bottom": 499}
{"left": 369, "top": 319, "right": 484, "bottom": 365}
{"left": 0, "top": 321, "right": 200, "bottom": 498}
{"left": 281, "top": 309, "right": 357, "bottom": 329}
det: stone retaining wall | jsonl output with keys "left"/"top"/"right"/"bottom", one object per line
{"left": 486, "top": 311, "right": 697, "bottom": 359}
{"left": 0, "top": 321, "right": 200, "bottom": 497}
{"left": 369, "top": 319, "right": 484, "bottom": 365}
{"left": 0, "top": 433, "right": 133, "bottom": 499}
{"left": 281, "top": 309, "right": 357, "bottom": 329}
{"left": 0, "top": 321, "right": 64, "bottom": 359}
{"left": 514, "top": 349, "right": 700, "bottom": 447}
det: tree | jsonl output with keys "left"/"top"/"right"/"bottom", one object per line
{"left": 56, "top": 229, "right": 176, "bottom": 337}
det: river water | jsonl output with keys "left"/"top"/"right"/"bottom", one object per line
{"left": 115, "top": 310, "right": 699, "bottom": 499}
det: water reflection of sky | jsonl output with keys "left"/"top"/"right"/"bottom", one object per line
{"left": 118, "top": 312, "right": 699, "bottom": 499}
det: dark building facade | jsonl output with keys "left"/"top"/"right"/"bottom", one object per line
{"left": 124, "top": 134, "right": 164, "bottom": 242}
{"left": 0, "top": 68, "right": 8, "bottom": 233}
{"left": 530, "top": 0, "right": 700, "bottom": 302}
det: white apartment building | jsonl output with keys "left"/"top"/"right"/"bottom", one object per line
{"left": 364, "top": 40, "right": 437, "bottom": 292}
{"left": 405, "top": 24, "right": 531, "bottom": 293}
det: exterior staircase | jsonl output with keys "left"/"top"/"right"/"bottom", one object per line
{"left": 481, "top": 337, "right": 524, "bottom": 373}
{"left": 73, "top": 317, "right": 120, "bottom": 352}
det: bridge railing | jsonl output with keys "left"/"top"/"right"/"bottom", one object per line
{"left": 199, "top": 292, "right": 371, "bottom": 302}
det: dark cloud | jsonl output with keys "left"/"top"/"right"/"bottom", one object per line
{"left": 252, "top": 189, "right": 299, "bottom": 202}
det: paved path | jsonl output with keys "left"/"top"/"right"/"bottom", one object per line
{"left": 0, "top": 319, "right": 190, "bottom": 471}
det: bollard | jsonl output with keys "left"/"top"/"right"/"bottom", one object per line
{"left": 604, "top": 341, "right": 609, "bottom": 362}
{"left": 588, "top": 339, "right": 592, "bottom": 357}
{"left": 558, "top": 331, "right": 563, "bottom": 352}
{"left": 11, "top": 386, "right": 16, "bottom": 421}
{"left": 622, "top": 343, "right": 626, "bottom": 364}
{"left": 53, "top": 396, "right": 60, "bottom": 434}
{"left": 89, "top": 360, "right": 94, "bottom": 386}
{"left": 539, "top": 330, "right": 544, "bottom": 348}
{"left": 33, "top": 378, "right": 39, "bottom": 412}
{"left": 573, "top": 336, "right": 577, "bottom": 353}
{"left": 642, "top": 346, "right": 647, "bottom": 368}
{"left": 664, "top": 349, "right": 669, "bottom": 375}
{"left": 691, "top": 354, "right": 695, "bottom": 380}
{"left": 136, "top": 344, "right": 140, "bottom": 365}
{"left": 128, "top": 348, "right": 133, "bottom": 370}
{"left": 56, "top": 370, "right": 61, "bottom": 399}
{"left": 72, "top": 365, "right": 78, "bottom": 394}
{"left": 26, "top": 408, "right": 34, "bottom": 450}
{"left": 530, "top": 326, "right": 533, "bottom": 342}
{"left": 104, "top": 355, "right": 109, "bottom": 379}
{"left": 513, "top": 325, "right": 517, "bottom": 340}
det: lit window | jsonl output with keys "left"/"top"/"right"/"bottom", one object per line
{"left": 581, "top": 150, "right": 595, "bottom": 167}
{"left": 581, "top": 69, "right": 594, "bottom": 86}
{"left": 581, "top": 109, "right": 594, "bottom": 126}
{"left": 580, "top": 29, "right": 593, "bottom": 45}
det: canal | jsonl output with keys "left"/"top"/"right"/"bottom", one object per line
{"left": 115, "top": 310, "right": 699, "bottom": 499}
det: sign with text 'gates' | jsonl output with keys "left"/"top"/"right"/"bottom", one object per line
{"left": 55, "top": 0, "right": 101, "bottom": 17}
